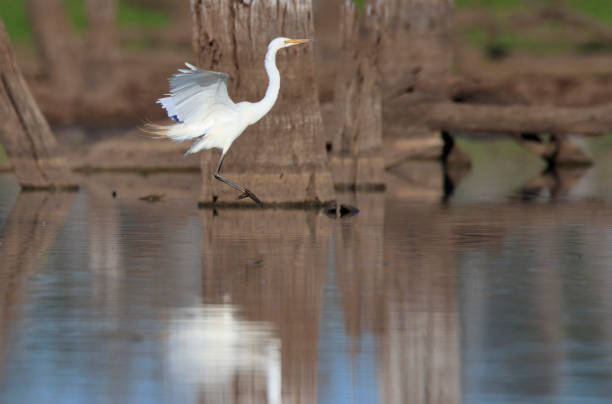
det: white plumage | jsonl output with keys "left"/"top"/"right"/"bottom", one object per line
{"left": 147, "top": 37, "right": 310, "bottom": 204}
{"left": 155, "top": 63, "right": 237, "bottom": 151}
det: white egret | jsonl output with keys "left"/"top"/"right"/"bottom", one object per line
{"left": 146, "top": 37, "right": 311, "bottom": 204}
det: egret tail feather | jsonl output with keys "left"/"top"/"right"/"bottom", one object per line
{"left": 141, "top": 122, "right": 206, "bottom": 143}
{"left": 184, "top": 137, "right": 207, "bottom": 156}
{"left": 140, "top": 122, "right": 171, "bottom": 139}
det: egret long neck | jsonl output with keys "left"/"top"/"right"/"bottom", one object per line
{"left": 250, "top": 46, "right": 281, "bottom": 123}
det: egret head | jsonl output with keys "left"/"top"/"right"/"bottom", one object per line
{"left": 269, "top": 37, "right": 310, "bottom": 51}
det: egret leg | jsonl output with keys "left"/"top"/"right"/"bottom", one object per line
{"left": 213, "top": 154, "right": 263, "bottom": 205}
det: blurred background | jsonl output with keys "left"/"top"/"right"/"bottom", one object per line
{"left": 2, "top": 1, "right": 612, "bottom": 403}
{"left": 1, "top": 0, "right": 612, "bottom": 177}
{"left": 2, "top": 0, "right": 612, "bottom": 124}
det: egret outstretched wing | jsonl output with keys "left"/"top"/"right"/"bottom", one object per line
{"left": 157, "top": 63, "right": 234, "bottom": 125}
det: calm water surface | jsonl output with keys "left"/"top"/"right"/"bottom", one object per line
{"left": 1, "top": 147, "right": 612, "bottom": 403}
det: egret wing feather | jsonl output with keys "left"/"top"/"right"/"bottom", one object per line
{"left": 158, "top": 63, "right": 234, "bottom": 126}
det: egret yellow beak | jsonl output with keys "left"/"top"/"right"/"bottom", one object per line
{"left": 284, "top": 39, "right": 310, "bottom": 45}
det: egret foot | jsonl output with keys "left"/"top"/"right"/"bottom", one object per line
{"left": 237, "top": 189, "right": 262, "bottom": 205}
{"left": 214, "top": 154, "right": 263, "bottom": 205}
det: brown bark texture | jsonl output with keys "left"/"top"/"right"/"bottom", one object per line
{"left": 331, "top": 0, "right": 384, "bottom": 189}
{"left": 26, "top": 0, "right": 83, "bottom": 94}
{"left": 381, "top": 0, "right": 454, "bottom": 97}
{"left": 85, "top": 0, "right": 118, "bottom": 90}
{"left": 191, "top": 0, "right": 335, "bottom": 205}
{"left": 0, "top": 18, "right": 76, "bottom": 189}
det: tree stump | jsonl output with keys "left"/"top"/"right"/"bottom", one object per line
{"left": 191, "top": 0, "right": 335, "bottom": 206}
{"left": 27, "top": 0, "right": 119, "bottom": 123}
{"left": 85, "top": 0, "right": 118, "bottom": 90}
{"left": 331, "top": 0, "right": 385, "bottom": 191}
{"left": 381, "top": 0, "right": 454, "bottom": 97}
{"left": 27, "top": 0, "right": 83, "bottom": 95}
{"left": 0, "top": 19, "right": 76, "bottom": 189}
{"left": 381, "top": 0, "right": 467, "bottom": 168}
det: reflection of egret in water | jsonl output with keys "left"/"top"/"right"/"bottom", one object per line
{"left": 200, "top": 209, "right": 329, "bottom": 402}
{"left": 167, "top": 305, "right": 281, "bottom": 404}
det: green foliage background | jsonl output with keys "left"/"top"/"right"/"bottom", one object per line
{"left": 458, "top": 0, "right": 612, "bottom": 25}
{"left": 2, "top": 0, "right": 611, "bottom": 50}
{"left": 0, "top": 0, "right": 167, "bottom": 44}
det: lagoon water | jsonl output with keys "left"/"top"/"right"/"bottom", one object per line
{"left": 1, "top": 138, "right": 612, "bottom": 403}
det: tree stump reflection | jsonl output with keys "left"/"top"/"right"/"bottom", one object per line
{"left": 0, "top": 191, "right": 74, "bottom": 374}
{"left": 200, "top": 209, "right": 330, "bottom": 402}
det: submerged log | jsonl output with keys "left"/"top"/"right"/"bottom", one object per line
{"left": 407, "top": 101, "right": 600, "bottom": 166}
{"left": 387, "top": 100, "right": 604, "bottom": 167}
{"left": 331, "top": 0, "right": 385, "bottom": 190}
{"left": 416, "top": 102, "right": 612, "bottom": 136}
{"left": 0, "top": 19, "right": 76, "bottom": 189}
{"left": 191, "top": 0, "right": 335, "bottom": 205}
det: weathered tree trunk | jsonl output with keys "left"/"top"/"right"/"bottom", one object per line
{"left": 0, "top": 19, "right": 77, "bottom": 189}
{"left": 381, "top": 0, "right": 454, "bottom": 97}
{"left": 331, "top": 0, "right": 384, "bottom": 190}
{"left": 312, "top": 0, "right": 342, "bottom": 102}
{"left": 85, "top": 0, "right": 118, "bottom": 90}
{"left": 26, "top": 0, "right": 83, "bottom": 94}
{"left": 381, "top": 0, "right": 465, "bottom": 169}
{"left": 191, "top": 0, "right": 335, "bottom": 205}
{"left": 27, "top": 0, "right": 119, "bottom": 123}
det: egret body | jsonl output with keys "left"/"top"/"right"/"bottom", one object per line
{"left": 148, "top": 37, "right": 310, "bottom": 204}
